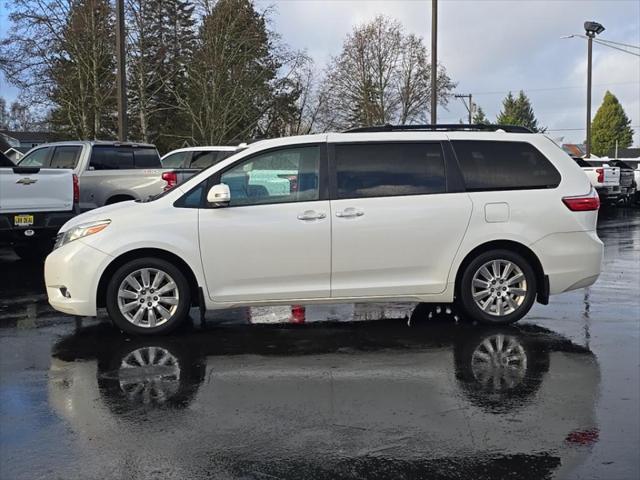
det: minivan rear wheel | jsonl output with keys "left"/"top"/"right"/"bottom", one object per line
{"left": 106, "top": 257, "right": 191, "bottom": 335}
{"left": 458, "top": 250, "right": 537, "bottom": 324}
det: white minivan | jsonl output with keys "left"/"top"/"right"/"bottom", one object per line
{"left": 44, "top": 126, "right": 603, "bottom": 335}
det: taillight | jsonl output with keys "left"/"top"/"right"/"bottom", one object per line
{"left": 596, "top": 168, "right": 604, "bottom": 183}
{"left": 162, "top": 171, "right": 178, "bottom": 191}
{"left": 72, "top": 174, "right": 79, "bottom": 204}
{"left": 563, "top": 188, "right": 600, "bottom": 211}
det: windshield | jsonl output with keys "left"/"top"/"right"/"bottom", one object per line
{"left": 0, "top": 152, "right": 14, "bottom": 167}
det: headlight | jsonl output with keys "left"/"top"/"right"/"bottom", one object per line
{"left": 54, "top": 220, "right": 111, "bottom": 250}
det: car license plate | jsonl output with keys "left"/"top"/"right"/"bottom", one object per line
{"left": 14, "top": 214, "right": 34, "bottom": 227}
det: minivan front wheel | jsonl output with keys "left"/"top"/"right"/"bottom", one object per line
{"left": 106, "top": 257, "right": 191, "bottom": 335}
{"left": 458, "top": 250, "right": 537, "bottom": 324}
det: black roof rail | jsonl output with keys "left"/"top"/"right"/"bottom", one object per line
{"left": 343, "top": 124, "right": 533, "bottom": 134}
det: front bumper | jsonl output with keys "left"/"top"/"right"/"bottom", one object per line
{"left": 531, "top": 230, "right": 603, "bottom": 295}
{"left": 45, "top": 239, "right": 113, "bottom": 317}
{"left": 0, "top": 210, "right": 77, "bottom": 245}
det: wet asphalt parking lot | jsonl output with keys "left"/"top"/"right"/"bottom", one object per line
{"left": 0, "top": 207, "right": 639, "bottom": 480}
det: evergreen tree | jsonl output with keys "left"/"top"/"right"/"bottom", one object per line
{"left": 496, "top": 90, "right": 544, "bottom": 132}
{"left": 591, "top": 91, "right": 634, "bottom": 156}
{"left": 177, "top": 0, "right": 281, "bottom": 144}
{"left": 472, "top": 105, "right": 489, "bottom": 125}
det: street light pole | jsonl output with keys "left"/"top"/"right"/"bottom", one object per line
{"left": 583, "top": 20, "right": 605, "bottom": 157}
{"left": 585, "top": 33, "right": 593, "bottom": 157}
{"left": 430, "top": 0, "right": 438, "bottom": 124}
{"left": 115, "top": 0, "right": 127, "bottom": 142}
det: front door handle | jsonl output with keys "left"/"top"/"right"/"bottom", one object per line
{"left": 297, "top": 210, "right": 326, "bottom": 221}
{"left": 336, "top": 207, "right": 364, "bottom": 218}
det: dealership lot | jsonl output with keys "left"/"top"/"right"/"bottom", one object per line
{"left": 0, "top": 206, "right": 639, "bottom": 480}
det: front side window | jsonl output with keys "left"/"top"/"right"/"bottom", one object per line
{"left": 334, "top": 142, "right": 446, "bottom": 199}
{"left": 220, "top": 146, "right": 320, "bottom": 207}
{"left": 19, "top": 147, "right": 51, "bottom": 167}
{"left": 162, "top": 151, "right": 190, "bottom": 169}
{"left": 90, "top": 146, "right": 134, "bottom": 170}
{"left": 50, "top": 146, "right": 82, "bottom": 168}
{"left": 452, "top": 141, "right": 561, "bottom": 191}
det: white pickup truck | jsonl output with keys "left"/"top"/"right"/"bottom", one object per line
{"left": 0, "top": 152, "right": 78, "bottom": 260}
{"left": 572, "top": 157, "right": 621, "bottom": 203}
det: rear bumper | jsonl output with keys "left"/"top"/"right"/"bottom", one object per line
{"left": 531, "top": 230, "right": 603, "bottom": 295}
{"left": 0, "top": 210, "right": 77, "bottom": 245}
{"left": 595, "top": 186, "right": 620, "bottom": 200}
{"left": 45, "top": 239, "right": 112, "bottom": 317}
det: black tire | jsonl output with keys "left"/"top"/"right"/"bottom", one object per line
{"left": 458, "top": 249, "right": 537, "bottom": 325}
{"left": 106, "top": 257, "right": 191, "bottom": 335}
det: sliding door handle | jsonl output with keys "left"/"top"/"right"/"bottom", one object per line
{"left": 336, "top": 208, "right": 364, "bottom": 218}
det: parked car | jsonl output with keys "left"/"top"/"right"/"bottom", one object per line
{"left": 160, "top": 146, "right": 239, "bottom": 190}
{"left": 1, "top": 150, "right": 78, "bottom": 260}
{"left": 603, "top": 159, "right": 636, "bottom": 204}
{"left": 571, "top": 157, "right": 621, "bottom": 203}
{"left": 18, "top": 141, "right": 166, "bottom": 211}
{"left": 45, "top": 125, "right": 604, "bottom": 335}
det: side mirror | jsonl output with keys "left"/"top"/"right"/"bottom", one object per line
{"left": 207, "top": 183, "right": 231, "bottom": 206}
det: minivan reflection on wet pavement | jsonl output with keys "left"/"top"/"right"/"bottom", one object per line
{"left": 1, "top": 208, "right": 639, "bottom": 480}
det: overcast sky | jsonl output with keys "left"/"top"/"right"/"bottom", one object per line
{"left": 256, "top": 0, "right": 640, "bottom": 145}
{"left": 1, "top": 0, "right": 638, "bottom": 145}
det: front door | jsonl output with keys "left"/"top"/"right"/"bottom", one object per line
{"left": 329, "top": 141, "right": 473, "bottom": 297}
{"left": 199, "top": 144, "right": 331, "bottom": 303}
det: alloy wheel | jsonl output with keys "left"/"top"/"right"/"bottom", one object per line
{"left": 471, "top": 259, "right": 528, "bottom": 316}
{"left": 117, "top": 268, "right": 180, "bottom": 328}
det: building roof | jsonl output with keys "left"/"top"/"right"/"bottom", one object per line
{"left": 0, "top": 129, "right": 56, "bottom": 143}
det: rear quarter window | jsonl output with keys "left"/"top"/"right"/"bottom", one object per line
{"left": 451, "top": 141, "right": 561, "bottom": 191}
{"left": 133, "top": 148, "right": 161, "bottom": 168}
{"left": 90, "top": 146, "right": 134, "bottom": 170}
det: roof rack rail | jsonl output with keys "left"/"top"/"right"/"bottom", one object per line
{"left": 343, "top": 124, "right": 533, "bottom": 134}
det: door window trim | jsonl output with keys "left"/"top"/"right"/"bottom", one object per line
{"left": 327, "top": 140, "right": 462, "bottom": 201}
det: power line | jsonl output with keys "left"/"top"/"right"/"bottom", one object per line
{"left": 593, "top": 38, "right": 640, "bottom": 57}
{"left": 471, "top": 81, "right": 639, "bottom": 96}
{"left": 595, "top": 38, "right": 640, "bottom": 50}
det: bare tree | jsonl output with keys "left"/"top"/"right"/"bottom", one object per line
{"left": 319, "top": 15, "right": 456, "bottom": 130}
{"left": 1, "top": 0, "right": 116, "bottom": 139}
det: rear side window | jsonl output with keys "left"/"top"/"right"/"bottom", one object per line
{"left": 452, "top": 141, "right": 560, "bottom": 191}
{"left": 90, "top": 147, "right": 134, "bottom": 170}
{"left": 162, "top": 151, "right": 190, "bottom": 169}
{"left": 50, "top": 146, "right": 82, "bottom": 168}
{"left": 334, "top": 143, "right": 446, "bottom": 199}
{"left": 133, "top": 148, "right": 161, "bottom": 168}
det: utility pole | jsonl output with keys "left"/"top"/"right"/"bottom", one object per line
{"left": 115, "top": 0, "right": 127, "bottom": 142}
{"left": 454, "top": 93, "right": 473, "bottom": 124}
{"left": 430, "top": 0, "right": 438, "bottom": 124}
{"left": 585, "top": 32, "right": 593, "bottom": 157}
